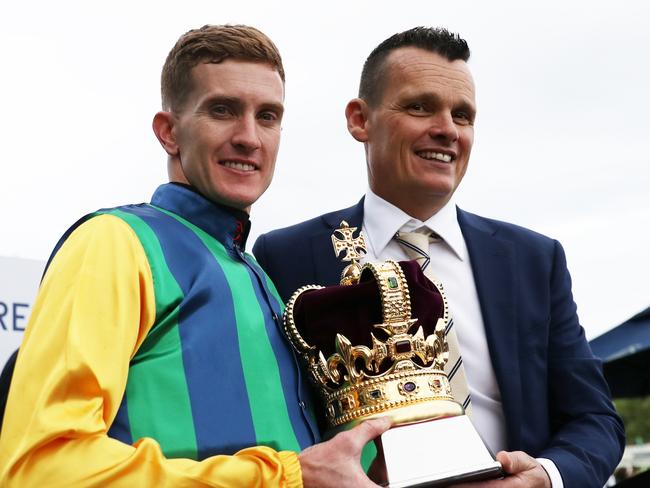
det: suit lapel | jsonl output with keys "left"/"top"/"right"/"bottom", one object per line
{"left": 457, "top": 209, "right": 523, "bottom": 450}
{"left": 311, "top": 198, "right": 365, "bottom": 286}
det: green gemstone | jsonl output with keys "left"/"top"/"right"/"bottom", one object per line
{"left": 387, "top": 276, "right": 398, "bottom": 289}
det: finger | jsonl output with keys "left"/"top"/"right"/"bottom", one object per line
{"left": 496, "top": 451, "right": 536, "bottom": 475}
{"left": 327, "top": 417, "right": 391, "bottom": 455}
{"left": 496, "top": 451, "right": 514, "bottom": 474}
{"left": 355, "top": 417, "right": 392, "bottom": 442}
{"left": 337, "top": 417, "right": 391, "bottom": 453}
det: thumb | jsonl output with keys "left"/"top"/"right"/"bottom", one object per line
{"left": 352, "top": 417, "right": 392, "bottom": 444}
{"left": 496, "top": 451, "right": 535, "bottom": 475}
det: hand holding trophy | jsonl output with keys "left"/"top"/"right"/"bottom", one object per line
{"left": 282, "top": 222, "right": 503, "bottom": 487}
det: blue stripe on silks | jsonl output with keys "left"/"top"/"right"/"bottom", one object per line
{"left": 107, "top": 398, "right": 133, "bottom": 445}
{"left": 122, "top": 205, "right": 256, "bottom": 458}
{"left": 244, "top": 257, "right": 320, "bottom": 448}
{"left": 251, "top": 257, "right": 321, "bottom": 445}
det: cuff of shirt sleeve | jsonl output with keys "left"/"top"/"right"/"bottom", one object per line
{"left": 279, "top": 451, "right": 303, "bottom": 488}
{"left": 537, "top": 457, "right": 563, "bottom": 488}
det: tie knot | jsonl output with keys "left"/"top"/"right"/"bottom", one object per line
{"left": 395, "top": 228, "right": 441, "bottom": 249}
{"left": 396, "top": 230, "right": 427, "bottom": 247}
{"left": 394, "top": 230, "right": 434, "bottom": 267}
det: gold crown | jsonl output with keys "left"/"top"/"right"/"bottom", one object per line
{"left": 283, "top": 260, "right": 464, "bottom": 431}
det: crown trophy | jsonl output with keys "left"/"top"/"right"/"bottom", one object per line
{"left": 282, "top": 222, "right": 503, "bottom": 487}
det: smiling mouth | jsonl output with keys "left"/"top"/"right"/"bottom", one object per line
{"left": 221, "top": 161, "right": 257, "bottom": 172}
{"left": 416, "top": 151, "right": 453, "bottom": 163}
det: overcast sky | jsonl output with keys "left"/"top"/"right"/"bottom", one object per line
{"left": 1, "top": 0, "right": 648, "bottom": 339}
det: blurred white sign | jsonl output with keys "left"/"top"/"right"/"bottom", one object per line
{"left": 0, "top": 256, "right": 45, "bottom": 368}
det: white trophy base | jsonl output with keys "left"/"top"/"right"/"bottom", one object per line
{"left": 377, "top": 414, "right": 503, "bottom": 488}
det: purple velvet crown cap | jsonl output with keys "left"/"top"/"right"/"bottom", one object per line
{"left": 291, "top": 260, "right": 444, "bottom": 358}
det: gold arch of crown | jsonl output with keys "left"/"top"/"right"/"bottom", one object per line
{"left": 283, "top": 259, "right": 454, "bottom": 427}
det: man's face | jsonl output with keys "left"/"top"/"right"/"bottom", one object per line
{"left": 360, "top": 47, "right": 476, "bottom": 219}
{"left": 169, "top": 59, "right": 284, "bottom": 211}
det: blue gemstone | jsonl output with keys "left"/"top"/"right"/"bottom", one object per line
{"left": 404, "top": 381, "right": 416, "bottom": 392}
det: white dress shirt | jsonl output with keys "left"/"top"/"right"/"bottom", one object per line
{"left": 361, "top": 190, "right": 563, "bottom": 487}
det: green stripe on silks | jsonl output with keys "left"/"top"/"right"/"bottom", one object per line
{"left": 109, "top": 209, "right": 198, "bottom": 459}
{"left": 261, "top": 252, "right": 378, "bottom": 467}
{"left": 262, "top": 253, "right": 378, "bottom": 468}
{"left": 163, "top": 210, "right": 301, "bottom": 453}
{"left": 263, "top": 267, "right": 330, "bottom": 438}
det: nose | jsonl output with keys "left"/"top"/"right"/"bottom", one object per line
{"left": 428, "top": 111, "right": 458, "bottom": 142}
{"left": 231, "top": 114, "right": 261, "bottom": 151}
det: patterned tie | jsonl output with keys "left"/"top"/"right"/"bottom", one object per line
{"left": 394, "top": 230, "right": 472, "bottom": 415}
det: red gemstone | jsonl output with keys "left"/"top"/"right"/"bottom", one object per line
{"left": 395, "top": 340, "right": 412, "bottom": 353}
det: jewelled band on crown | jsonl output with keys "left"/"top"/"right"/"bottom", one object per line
{"left": 283, "top": 260, "right": 464, "bottom": 429}
{"left": 361, "top": 260, "right": 413, "bottom": 327}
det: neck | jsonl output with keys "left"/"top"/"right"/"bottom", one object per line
{"left": 373, "top": 190, "right": 449, "bottom": 221}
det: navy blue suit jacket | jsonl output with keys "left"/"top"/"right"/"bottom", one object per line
{"left": 253, "top": 198, "right": 624, "bottom": 487}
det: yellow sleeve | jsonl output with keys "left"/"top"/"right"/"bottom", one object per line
{"left": 0, "top": 214, "right": 303, "bottom": 488}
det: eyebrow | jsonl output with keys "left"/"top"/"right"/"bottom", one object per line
{"left": 260, "top": 101, "right": 285, "bottom": 118}
{"left": 454, "top": 100, "right": 477, "bottom": 119}
{"left": 201, "top": 95, "right": 284, "bottom": 116}
{"left": 201, "top": 95, "right": 243, "bottom": 111}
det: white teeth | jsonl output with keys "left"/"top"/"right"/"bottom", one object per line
{"left": 417, "top": 151, "right": 452, "bottom": 163}
{"left": 222, "top": 161, "right": 256, "bottom": 171}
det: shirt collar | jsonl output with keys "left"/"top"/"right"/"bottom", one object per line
{"left": 363, "top": 189, "right": 466, "bottom": 260}
{"left": 150, "top": 183, "right": 251, "bottom": 250}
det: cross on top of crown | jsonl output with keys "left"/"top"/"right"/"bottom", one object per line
{"left": 331, "top": 220, "right": 367, "bottom": 263}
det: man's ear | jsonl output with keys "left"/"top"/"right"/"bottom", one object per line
{"left": 152, "top": 111, "right": 179, "bottom": 157}
{"left": 345, "top": 98, "right": 370, "bottom": 142}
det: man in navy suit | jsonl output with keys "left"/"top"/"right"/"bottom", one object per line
{"left": 254, "top": 27, "right": 624, "bottom": 487}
